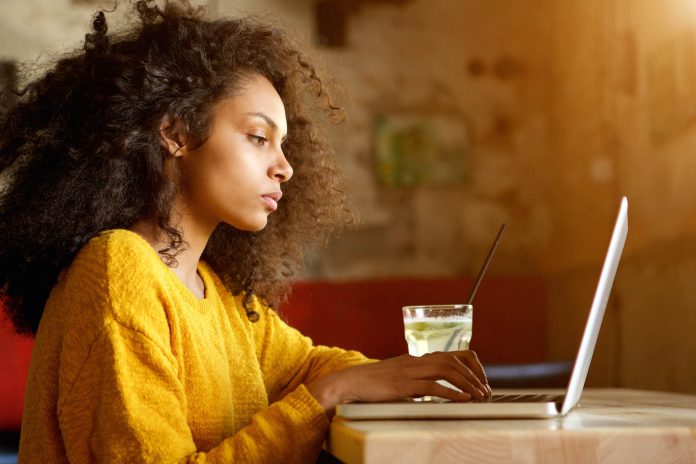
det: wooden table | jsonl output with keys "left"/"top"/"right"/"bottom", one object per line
{"left": 328, "top": 388, "right": 696, "bottom": 463}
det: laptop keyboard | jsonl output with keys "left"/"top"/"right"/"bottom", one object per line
{"left": 477, "top": 394, "right": 564, "bottom": 403}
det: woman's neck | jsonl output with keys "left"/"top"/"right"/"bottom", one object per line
{"left": 129, "top": 204, "right": 216, "bottom": 300}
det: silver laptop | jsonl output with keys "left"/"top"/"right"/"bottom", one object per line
{"left": 336, "top": 196, "right": 628, "bottom": 420}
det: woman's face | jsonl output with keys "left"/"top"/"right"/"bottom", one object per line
{"left": 174, "top": 73, "right": 293, "bottom": 233}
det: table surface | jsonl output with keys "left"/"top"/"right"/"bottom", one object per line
{"left": 328, "top": 388, "right": 696, "bottom": 464}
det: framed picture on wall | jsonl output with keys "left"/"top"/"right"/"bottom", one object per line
{"left": 374, "top": 113, "right": 471, "bottom": 188}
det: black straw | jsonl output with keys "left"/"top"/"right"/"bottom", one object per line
{"left": 466, "top": 223, "right": 506, "bottom": 305}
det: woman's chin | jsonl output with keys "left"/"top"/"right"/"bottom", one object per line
{"left": 226, "top": 217, "right": 268, "bottom": 233}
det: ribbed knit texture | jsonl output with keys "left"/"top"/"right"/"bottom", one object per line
{"left": 18, "top": 229, "right": 371, "bottom": 463}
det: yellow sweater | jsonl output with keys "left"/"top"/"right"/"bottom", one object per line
{"left": 18, "top": 229, "right": 370, "bottom": 463}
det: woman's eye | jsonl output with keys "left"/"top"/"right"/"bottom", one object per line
{"left": 249, "top": 135, "right": 267, "bottom": 146}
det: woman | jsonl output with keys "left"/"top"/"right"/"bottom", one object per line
{"left": 0, "top": 1, "right": 490, "bottom": 462}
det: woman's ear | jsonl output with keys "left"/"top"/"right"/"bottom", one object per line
{"left": 159, "top": 116, "right": 187, "bottom": 157}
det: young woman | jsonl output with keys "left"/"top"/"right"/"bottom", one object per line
{"left": 0, "top": 1, "right": 491, "bottom": 462}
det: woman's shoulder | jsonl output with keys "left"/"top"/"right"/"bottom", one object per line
{"left": 68, "top": 229, "right": 164, "bottom": 284}
{"left": 78, "top": 228, "right": 159, "bottom": 262}
{"left": 54, "top": 229, "right": 168, "bottom": 320}
{"left": 45, "top": 229, "right": 173, "bottom": 344}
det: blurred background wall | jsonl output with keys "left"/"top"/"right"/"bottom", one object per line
{"left": 2, "top": 0, "right": 696, "bottom": 393}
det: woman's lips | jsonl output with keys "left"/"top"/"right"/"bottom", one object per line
{"left": 261, "top": 192, "right": 282, "bottom": 211}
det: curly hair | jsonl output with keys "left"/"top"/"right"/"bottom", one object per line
{"left": 0, "top": 0, "right": 349, "bottom": 334}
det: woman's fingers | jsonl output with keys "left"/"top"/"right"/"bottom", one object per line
{"left": 453, "top": 351, "right": 492, "bottom": 397}
{"left": 408, "top": 351, "right": 491, "bottom": 398}
{"left": 431, "top": 350, "right": 490, "bottom": 395}
{"left": 455, "top": 351, "right": 488, "bottom": 385}
{"left": 407, "top": 361, "right": 486, "bottom": 399}
{"left": 448, "top": 356, "right": 489, "bottom": 397}
{"left": 408, "top": 380, "right": 472, "bottom": 402}
{"left": 447, "top": 354, "right": 488, "bottom": 389}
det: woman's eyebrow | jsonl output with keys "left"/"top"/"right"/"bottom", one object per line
{"left": 246, "top": 112, "right": 278, "bottom": 130}
{"left": 246, "top": 112, "right": 287, "bottom": 141}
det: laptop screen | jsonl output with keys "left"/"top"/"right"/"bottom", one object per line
{"left": 561, "top": 197, "right": 628, "bottom": 415}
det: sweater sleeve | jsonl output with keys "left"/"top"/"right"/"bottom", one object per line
{"left": 58, "top": 318, "right": 330, "bottom": 464}
{"left": 252, "top": 302, "right": 377, "bottom": 404}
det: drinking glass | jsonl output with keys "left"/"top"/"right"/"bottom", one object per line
{"left": 402, "top": 304, "right": 473, "bottom": 400}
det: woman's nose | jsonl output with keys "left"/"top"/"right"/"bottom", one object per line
{"left": 271, "top": 151, "right": 293, "bottom": 182}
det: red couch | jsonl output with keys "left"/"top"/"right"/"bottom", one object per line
{"left": 0, "top": 275, "right": 549, "bottom": 432}
{"left": 0, "top": 310, "right": 32, "bottom": 431}
{"left": 278, "top": 276, "right": 548, "bottom": 363}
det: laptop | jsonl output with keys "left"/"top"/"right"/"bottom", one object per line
{"left": 336, "top": 196, "right": 628, "bottom": 420}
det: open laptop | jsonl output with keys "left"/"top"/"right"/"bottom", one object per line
{"left": 336, "top": 196, "right": 628, "bottom": 420}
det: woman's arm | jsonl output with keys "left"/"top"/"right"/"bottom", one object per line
{"left": 306, "top": 350, "right": 491, "bottom": 414}
{"left": 58, "top": 318, "right": 330, "bottom": 464}
{"left": 251, "top": 303, "right": 491, "bottom": 416}
{"left": 252, "top": 304, "right": 375, "bottom": 404}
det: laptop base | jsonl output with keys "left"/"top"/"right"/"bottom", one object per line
{"left": 336, "top": 397, "right": 563, "bottom": 420}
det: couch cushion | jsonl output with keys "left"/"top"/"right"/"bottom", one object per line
{"left": 0, "top": 308, "right": 33, "bottom": 430}
{"left": 279, "top": 276, "right": 547, "bottom": 363}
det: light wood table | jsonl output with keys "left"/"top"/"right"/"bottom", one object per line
{"left": 328, "top": 388, "right": 696, "bottom": 464}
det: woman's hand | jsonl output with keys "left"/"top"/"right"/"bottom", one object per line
{"left": 306, "top": 350, "right": 492, "bottom": 415}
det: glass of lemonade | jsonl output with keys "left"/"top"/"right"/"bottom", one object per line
{"left": 403, "top": 304, "right": 473, "bottom": 355}
{"left": 402, "top": 304, "right": 473, "bottom": 400}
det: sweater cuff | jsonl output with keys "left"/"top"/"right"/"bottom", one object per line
{"left": 286, "top": 384, "right": 330, "bottom": 430}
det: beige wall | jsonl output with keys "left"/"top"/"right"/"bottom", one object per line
{"left": 0, "top": 0, "right": 152, "bottom": 62}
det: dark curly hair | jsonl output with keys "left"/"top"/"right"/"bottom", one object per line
{"left": 0, "top": 0, "right": 349, "bottom": 334}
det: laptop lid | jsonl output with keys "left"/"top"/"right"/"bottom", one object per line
{"left": 560, "top": 196, "right": 628, "bottom": 415}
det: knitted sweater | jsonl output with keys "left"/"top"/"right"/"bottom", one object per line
{"left": 18, "top": 229, "right": 370, "bottom": 463}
